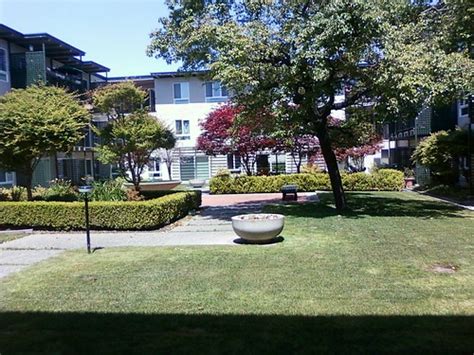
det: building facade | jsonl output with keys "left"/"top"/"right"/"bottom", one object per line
{"left": 380, "top": 100, "right": 470, "bottom": 185}
{"left": 109, "top": 71, "right": 372, "bottom": 182}
{"left": 0, "top": 23, "right": 111, "bottom": 187}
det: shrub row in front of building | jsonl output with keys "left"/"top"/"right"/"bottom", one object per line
{"left": 0, "top": 191, "right": 201, "bottom": 231}
{"left": 210, "top": 169, "right": 404, "bottom": 194}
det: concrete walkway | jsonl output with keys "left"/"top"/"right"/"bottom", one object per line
{"left": 0, "top": 201, "right": 267, "bottom": 279}
{"left": 0, "top": 192, "right": 318, "bottom": 279}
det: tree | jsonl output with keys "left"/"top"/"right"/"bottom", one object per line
{"left": 273, "top": 121, "right": 320, "bottom": 173}
{"left": 93, "top": 82, "right": 176, "bottom": 190}
{"left": 96, "top": 111, "right": 176, "bottom": 191}
{"left": 412, "top": 129, "right": 469, "bottom": 184}
{"left": 92, "top": 81, "right": 147, "bottom": 119}
{"left": 0, "top": 84, "right": 89, "bottom": 200}
{"left": 197, "top": 103, "right": 275, "bottom": 175}
{"left": 158, "top": 147, "right": 175, "bottom": 181}
{"left": 330, "top": 117, "right": 382, "bottom": 172}
{"left": 148, "top": 1, "right": 473, "bottom": 210}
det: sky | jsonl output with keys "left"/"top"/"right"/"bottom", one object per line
{"left": 0, "top": 0, "right": 179, "bottom": 77}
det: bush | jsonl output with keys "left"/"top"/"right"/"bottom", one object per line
{"left": 209, "top": 169, "right": 404, "bottom": 194}
{"left": 0, "top": 191, "right": 201, "bottom": 231}
{"left": 89, "top": 179, "right": 127, "bottom": 202}
{"left": 34, "top": 179, "right": 78, "bottom": 202}
{"left": 0, "top": 186, "right": 28, "bottom": 201}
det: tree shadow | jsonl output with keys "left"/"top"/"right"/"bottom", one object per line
{"left": 263, "top": 192, "right": 467, "bottom": 220}
{"left": 0, "top": 311, "right": 472, "bottom": 354}
{"left": 200, "top": 192, "right": 466, "bottom": 222}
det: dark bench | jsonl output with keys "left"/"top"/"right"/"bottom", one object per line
{"left": 281, "top": 184, "right": 298, "bottom": 201}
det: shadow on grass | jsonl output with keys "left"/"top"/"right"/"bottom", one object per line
{"left": 260, "top": 192, "right": 467, "bottom": 220}
{"left": 0, "top": 311, "right": 472, "bottom": 353}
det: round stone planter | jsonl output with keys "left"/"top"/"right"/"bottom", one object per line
{"left": 189, "top": 179, "right": 206, "bottom": 188}
{"left": 231, "top": 213, "right": 285, "bottom": 244}
{"left": 124, "top": 181, "right": 181, "bottom": 191}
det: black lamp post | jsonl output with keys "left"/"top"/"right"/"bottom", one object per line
{"left": 79, "top": 185, "right": 93, "bottom": 253}
{"left": 469, "top": 94, "right": 473, "bottom": 196}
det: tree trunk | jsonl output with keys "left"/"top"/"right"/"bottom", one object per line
{"left": 317, "top": 128, "right": 347, "bottom": 211}
{"left": 242, "top": 155, "right": 253, "bottom": 176}
{"left": 25, "top": 170, "right": 33, "bottom": 201}
{"left": 166, "top": 163, "right": 172, "bottom": 181}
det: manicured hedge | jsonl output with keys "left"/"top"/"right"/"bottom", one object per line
{"left": 210, "top": 169, "right": 404, "bottom": 194}
{"left": 0, "top": 191, "right": 201, "bottom": 231}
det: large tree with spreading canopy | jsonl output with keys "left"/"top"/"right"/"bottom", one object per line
{"left": 0, "top": 84, "right": 89, "bottom": 200}
{"left": 148, "top": 0, "right": 473, "bottom": 210}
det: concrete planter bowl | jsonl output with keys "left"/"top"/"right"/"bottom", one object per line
{"left": 231, "top": 214, "right": 285, "bottom": 244}
{"left": 189, "top": 179, "right": 206, "bottom": 188}
{"left": 124, "top": 181, "right": 181, "bottom": 191}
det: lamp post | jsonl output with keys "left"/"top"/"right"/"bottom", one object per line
{"left": 469, "top": 94, "right": 473, "bottom": 196}
{"left": 79, "top": 185, "right": 93, "bottom": 253}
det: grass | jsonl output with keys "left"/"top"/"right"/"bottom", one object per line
{"left": 0, "top": 232, "right": 28, "bottom": 244}
{"left": 0, "top": 192, "right": 473, "bottom": 353}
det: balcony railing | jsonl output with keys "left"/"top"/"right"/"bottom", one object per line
{"left": 46, "top": 68, "right": 88, "bottom": 93}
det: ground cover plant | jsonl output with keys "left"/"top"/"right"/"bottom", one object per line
{"left": 0, "top": 192, "right": 472, "bottom": 353}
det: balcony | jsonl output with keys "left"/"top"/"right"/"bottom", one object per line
{"left": 46, "top": 67, "right": 88, "bottom": 93}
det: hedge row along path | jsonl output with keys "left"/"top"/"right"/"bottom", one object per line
{"left": 0, "top": 192, "right": 317, "bottom": 279}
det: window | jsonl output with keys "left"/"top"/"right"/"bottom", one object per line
{"left": 227, "top": 154, "right": 241, "bottom": 171}
{"left": 148, "top": 89, "right": 156, "bottom": 112}
{"left": 0, "top": 169, "right": 14, "bottom": 185}
{"left": 147, "top": 157, "right": 161, "bottom": 179}
{"left": 0, "top": 48, "right": 7, "bottom": 82}
{"left": 173, "top": 82, "right": 189, "bottom": 104}
{"left": 175, "top": 119, "right": 190, "bottom": 140}
{"left": 205, "top": 81, "right": 228, "bottom": 102}
{"left": 458, "top": 98, "right": 469, "bottom": 118}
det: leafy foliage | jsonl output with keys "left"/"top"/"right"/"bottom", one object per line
{"left": 0, "top": 191, "right": 201, "bottom": 231}
{"left": 148, "top": 0, "right": 473, "bottom": 210}
{"left": 35, "top": 179, "right": 78, "bottom": 202}
{"left": 210, "top": 169, "right": 404, "bottom": 194}
{"left": 89, "top": 179, "right": 127, "bottom": 202}
{"left": 330, "top": 117, "right": 382, "bottom": 171}
{"left": 92, "top": 82, "right": 147, "bottom": 118}
{"left": 95, "top": 112, "right": 175, "bottom": 191}
{"left": 197, "top": 103, "right": 276, "bottom": 175}
{"left": 0, "top": 84, "right": 89, "bottom": 199}
{"left": 411, "top": 129, "right": 469, "bottom": 184}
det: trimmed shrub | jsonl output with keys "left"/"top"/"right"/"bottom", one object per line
{"left": 209, "top": 169, "right": 403, "bottom": 194}
{"left": 0, "top": 191, "right": 201, "bottom": 231}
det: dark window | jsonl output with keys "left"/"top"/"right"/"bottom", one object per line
{"left": 0, "top": 48, "right": 7, "bottom": 81}
{"left": 173, "top": 83, "right": 181, "bottom": 99}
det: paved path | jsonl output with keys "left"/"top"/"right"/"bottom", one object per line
{"left": 0, "top": 192, "right": 318, "bottom": 279}
{"left": 0, "top": 201, "right": 268, "bottom": 279}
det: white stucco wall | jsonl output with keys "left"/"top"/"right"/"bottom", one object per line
{"left": 151, "top": 102, "right": 225, "bottom": 149}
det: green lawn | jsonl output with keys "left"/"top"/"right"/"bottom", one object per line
{"left": 0, "top": 192, "right": 473, "bottom": 353}
{"left": 0, "top": 232, "right": 28, "bottom": 244}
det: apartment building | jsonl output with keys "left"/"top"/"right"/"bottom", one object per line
{"left": 109, "top": 71, "right": 364, "bottom": 182}
{"left": 381, "top": 100, "right": 471, "bottom": 185}
{"left": 145, "top": 71, "right": 331, "bottom": 181}
{"left": 0, "top": 24, "right": 111, "bottom": 187}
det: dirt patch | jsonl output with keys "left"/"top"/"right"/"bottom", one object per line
{"left": 430, "top": 263, "right": 459, "bottom": 274}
